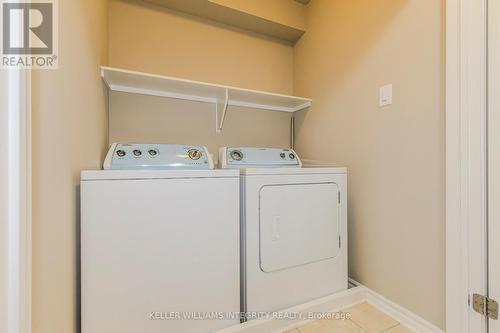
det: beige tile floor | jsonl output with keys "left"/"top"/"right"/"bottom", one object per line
{"left": 284, "top": 302, "right": 414, "bottom": 333}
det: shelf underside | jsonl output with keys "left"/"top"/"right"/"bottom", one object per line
{"left": 143, "top": 0, "right": 305, "bottom": 43}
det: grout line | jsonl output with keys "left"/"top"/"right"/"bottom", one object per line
{"left": 345, "top": 303, "right": 402, "bottom": 333}
{"left": 380, "top": 323, "right": 403, "bottom": 333}
{"left": 349, "top": 318, "right": 369, "bottom": 333}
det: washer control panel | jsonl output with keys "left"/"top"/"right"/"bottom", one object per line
{"left": 219, "top": 147, "right": 302, "bottom": 169}
{"left": 103, "top": 143, "right": 214, "bottom": 170}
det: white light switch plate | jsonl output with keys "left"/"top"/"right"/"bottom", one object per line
{"left": 379, "top": 84, "right": 393, "bottom": 107}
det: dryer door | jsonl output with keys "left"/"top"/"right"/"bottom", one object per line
{"left": 259, "top": 182, "right": 340, "bottom": 273}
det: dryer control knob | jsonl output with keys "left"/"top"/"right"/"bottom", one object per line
{"left": 116, "top": 150, "right": 126, "bottom": 157}
{"left": 188, "top": 149, "right": 202, "bottom": 160}
{"left": 230, "top": 150, "right": 243, "bottom": 161}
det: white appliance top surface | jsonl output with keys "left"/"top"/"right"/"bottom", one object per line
{"left": 81, "top": 169, "right": 239, "bottom": 181}
{"left": 240, "top": 166, "right": 347, "bottom": 176}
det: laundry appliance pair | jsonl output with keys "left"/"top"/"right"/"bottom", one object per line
{"left": 80, "top": 143, "right": 347, "bottom": 333}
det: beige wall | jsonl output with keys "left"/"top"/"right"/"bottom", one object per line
{"left": 31, "top": 0, "right": 108, "bottom": 332}
{"left": 109, "top": 0, "right": 294, "bottom": 94}
{"left": 108, "top": 0, "right": 295, "bottom": 153}
{"left": 294, "top": 0, "right": 445, "bottom": 328}
{"left": 109, "top": 92, "right": 292, "bottom": 163}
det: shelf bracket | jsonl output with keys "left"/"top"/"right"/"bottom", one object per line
{"left": 215, "top": 88, "right": 229, "bottom": 133}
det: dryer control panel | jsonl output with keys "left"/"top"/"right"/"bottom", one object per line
{"left": 103, "top": 143, "right": 214, "bottom": 170}
{"left": 219, "top": 147, "right": 302, "bottom": 169}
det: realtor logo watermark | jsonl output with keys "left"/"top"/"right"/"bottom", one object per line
{"left": 1, "top": 0, "right": 58, "bottom": 69}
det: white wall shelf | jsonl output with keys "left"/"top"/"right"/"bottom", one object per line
{"left": 100, "top": 66, "right": 312, "bottom": 132}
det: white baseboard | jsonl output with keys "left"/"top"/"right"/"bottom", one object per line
{"left": 360, "top": 285, "right": 444, "bottom": 333}
{"left": 217, "top": 279, "right": 444, "bottom": 333}
{"left": 216, "top": 286, "right": 367, "bottom": 333}
{"left": 346, "top": 279, "right": 443, "bottom": 333}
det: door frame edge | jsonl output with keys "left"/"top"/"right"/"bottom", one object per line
{"left": 446, "top": 0, "right": 489, "bottom": 332}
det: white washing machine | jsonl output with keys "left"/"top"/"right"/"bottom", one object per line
{"left": 81, "top": 143, "right": 240, "bottom": 333}
{"left": 220, "top": 147, "right": 348, "bottom": 317}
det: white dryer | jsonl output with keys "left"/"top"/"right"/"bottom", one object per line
{"left": 220, "top": 147, "right": 348, "bottom": 318}
{"left": 81, "top": 143, "right": 240, "bottom": 333}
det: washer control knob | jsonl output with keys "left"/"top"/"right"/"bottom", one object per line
{"left": 133, "top": 149, "right": 142, "bottom": 157}
{"left": 188, "top": 149, "right": 202, "bottom": 160}
{"left": 148, "top": 149, "right": 158, "bottom": 156}
{"left": 280, "top": 152, "right": 286, "bottom": 159}
{"left": 116, "top": 150, "right": 126, "bottom": 157}
{"left": 230, "top": 150, "right": 243, "bottom": 161}
{"left": 289, "top": 153, "right": 296, "bottom": 160}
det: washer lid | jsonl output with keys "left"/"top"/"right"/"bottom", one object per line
{"left": 259, "top": 182, "right": 341, "bottom": 273}
{"left": 81, "top": 169, "right": 239, "bottom": 181}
